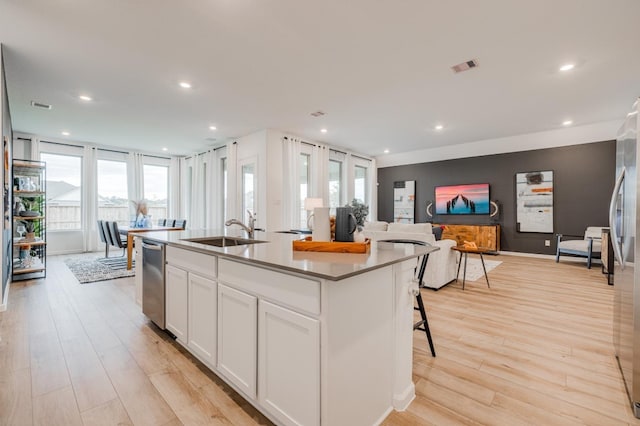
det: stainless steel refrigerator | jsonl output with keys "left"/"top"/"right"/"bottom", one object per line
{"left": 611, "top": 98, "right": 640, "bottom": 417}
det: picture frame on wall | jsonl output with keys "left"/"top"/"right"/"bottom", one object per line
{"left": 516, "top": 170, "right": 553, "bottom": 233}
{"left": 393, "top": 180, "right": 415, "bottom": 223}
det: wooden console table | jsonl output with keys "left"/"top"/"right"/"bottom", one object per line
{"left": 437, "top": 224, "right": 500, "bottom": 253}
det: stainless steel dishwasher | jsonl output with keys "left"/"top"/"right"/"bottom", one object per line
{"left": 142, "top": 239, "right": 166, "bottom": 329}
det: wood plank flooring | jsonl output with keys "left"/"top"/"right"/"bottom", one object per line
{"left": 0, "top": 254, "right": 638, "bottom": 425}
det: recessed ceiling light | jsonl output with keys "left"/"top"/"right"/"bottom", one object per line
{"left": 383, "top": 149, "right": 390, "bottom": 154}
{"left": 78, "top": 95, "right": 92, "bottom": 101}
{"left": 61, "top": 131, "right": 70, "bottom": 136}
{"left": 562, "top": 120, "right": 573, "bottom": 126}
{"left": 559, "top": 63, "right": 575, "bottom": 72}
{"left": 162, "top": 147, "right": 168, "bottom": 151}
{"left": 209, "top": 126, "right": 217, "bottom": 131}
{"left": 435, "top": 124, "right": 444, "bottom": 131}
{"left": 179, "top": 81, "right": 192, "bottom": 89}
{"left": 320, "top": 128, "right": 328, "bottom": 133}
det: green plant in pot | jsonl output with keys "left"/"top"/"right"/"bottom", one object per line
{"left": 20, "top": 220, "right": 38, "bottom": 241}
{"left": 18, "top": 196, "right": 42, "bottom": 217}
{"left": 346, "top": 198, "right": 369, "bottom": 232}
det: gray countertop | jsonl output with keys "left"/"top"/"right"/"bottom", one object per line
{"left": 137, "top": 229, "right": 439, "bottom": 281}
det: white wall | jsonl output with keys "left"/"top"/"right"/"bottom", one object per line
{"left": 376, "top": 119, "right": 621, "bottom": 168}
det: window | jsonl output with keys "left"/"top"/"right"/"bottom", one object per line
{"left": 97, "top": 160, "right": 129, "bottom": 225}
{"left": 300, "top": 153, "right": 310, "bottom": 228}
{"left": 143, "top": 164, "right": 168, "bottom": 221}
{"left": 241, "top": 161, "right": 255, "bottom": 224}
{"left": 41, "top": 152, "right": 82, "bottom": 230}
{"left": 354, "top": 165, "right": 367, "bottom": 204}
{"left": 329, "top": 159, "right": 342, "bottom": 210}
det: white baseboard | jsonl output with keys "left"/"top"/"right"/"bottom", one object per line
{"left": 392, "top": 382, "right": 416, "bottom": 411}
{"left": 499, "top": 250, "right": 602, "bottom": 264}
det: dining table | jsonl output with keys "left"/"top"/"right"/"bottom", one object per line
{"left": 118, "top": 225, "right": 183, "bottom": 270}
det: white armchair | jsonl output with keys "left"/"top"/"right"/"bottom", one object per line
{"left": 556, "top": 226, "right": 604, "bottom": 269}
{"left": 363, "top": 221, "right": 457, "bottom": 289}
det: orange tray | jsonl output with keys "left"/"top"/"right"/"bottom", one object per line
{"left": 292, "top": 236, "right": 371, "bottom": 253}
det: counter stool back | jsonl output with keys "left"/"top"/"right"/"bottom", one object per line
{"left": 379, "top": 239, "right": 436, "bottom": 357}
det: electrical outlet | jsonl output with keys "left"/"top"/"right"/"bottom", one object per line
{"left": 545, "top": 240, "right": 551, "bottom": 247}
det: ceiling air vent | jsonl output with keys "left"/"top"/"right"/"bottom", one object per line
{"left": 310, "top": 111, "right": 325, "bottom": 117}
{"left": 30, "top": 100, "right": 52, "bottom": 109}
{"left": 451, "top": 59, "right": 479, "bottom": 74}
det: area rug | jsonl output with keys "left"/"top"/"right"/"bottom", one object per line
{"left": 459, "top": 257, "right": 502, "bottom": 281}
{"left": 64, "top": 254, "right": 135, "bottom": 284}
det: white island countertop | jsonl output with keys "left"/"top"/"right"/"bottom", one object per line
{"left": 138, "top": 229, "right": 438, "bottom": 281}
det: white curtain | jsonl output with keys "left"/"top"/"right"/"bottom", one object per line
{"left": 30, "top": 138, "right": 40, "bottom": 161}
{"left": 369, "top": 158, "right": 377, "bottom": 221}
{"left": 282, "top": 137, "right": 301, "bottom": 229}
{"left": 313, "top": 144, "right": 330, "bottom": 205}
{"left": 127, "top": 152, "right": 145, "bottom": 217}
{"left": 189, "top": 153, "right": 206, "bottom": 229}
{"left": 205, "top": 149, "right": 220, "bottom": 229}
{"left": 169, "top": 157, "right": 182, "bottom": 220}
{"left": 226, "top": 142, "right": 238, "bottom": 222}
{"left": 82, "top": 146, "right": 98, "bottom": 252}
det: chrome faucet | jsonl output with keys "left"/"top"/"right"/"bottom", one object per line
{"left": 225, "top": 210, "right": 256, "bottom": 238}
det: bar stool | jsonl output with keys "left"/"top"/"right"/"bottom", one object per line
{"left": 379, "top": 239, "right": 436, "bottom": 357}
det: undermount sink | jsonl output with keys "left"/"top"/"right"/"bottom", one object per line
{"left": 181, "top": 236, "right": 267, "bottom": 247}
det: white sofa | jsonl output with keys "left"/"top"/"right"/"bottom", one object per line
{"left": 363, "top": 221, "right": 458, "bottom": 290}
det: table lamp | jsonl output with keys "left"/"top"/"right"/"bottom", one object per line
{"left": 304, "top": 197, "right": 323, "bottom": 229}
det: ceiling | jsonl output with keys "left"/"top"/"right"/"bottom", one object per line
{"left": 1, "top": 0, "right": 639, "bottom": 157}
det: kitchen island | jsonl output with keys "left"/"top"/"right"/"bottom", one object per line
{"left": 139, "top": 229, "right": 438, "bottom": 426}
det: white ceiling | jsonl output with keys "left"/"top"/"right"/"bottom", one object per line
{"left": 1, "top": 0, "right": 639, "bottom": 157}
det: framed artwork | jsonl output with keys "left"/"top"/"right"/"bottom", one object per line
{"left": 516, "top": 170, "right": 553, "bottom": 233}
{"left": 393, "top": 180, "right": 415, "bottom": 223}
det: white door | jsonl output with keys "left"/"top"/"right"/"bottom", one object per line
{"left": 258, "top": 300, "right": 320, "bottom": 426}
{"left": 165, "top": 264, "right": 188, "bottom": 343}
{"left": 217, "top": 283, "right": 257, "bottom": 399}
{"left": 188, "top": 273, "right": 217, "bottom": 367}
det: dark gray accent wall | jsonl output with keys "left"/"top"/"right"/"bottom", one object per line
{"left": 377, "top": 141, "right": 616, "bottom": 255}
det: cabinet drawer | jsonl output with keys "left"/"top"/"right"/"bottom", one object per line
{"left": 218, "top": 259, "right": 320, "bottom": 316}
{"left": 167, "top": 246, "right": 217, "bottom": 279}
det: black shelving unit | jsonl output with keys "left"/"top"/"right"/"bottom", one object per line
{"left": 12, "top": 159, "right": 46, "bottom": 280}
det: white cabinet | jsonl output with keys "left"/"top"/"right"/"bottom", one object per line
{"left": 258, "top": 300, "right": 320, "bottom": 426}
{"left": 188, "top": 273, "right": 217, "bottom": 367}
{"left": 217, "top": 283, "right": 257, "bottom": 399}
{"left": 166, "top": 264, "right": 188, "bottom": 343}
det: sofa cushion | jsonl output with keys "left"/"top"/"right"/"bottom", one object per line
{"left": 363, "top": 221, "right": 388, "bottom": 232}
{"left": 432, "top": 226, "right": 443, "bottom": 241}
{"left": 387, "top": 222, "right": 432, "bottom": 234}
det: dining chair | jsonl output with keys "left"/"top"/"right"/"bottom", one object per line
{"left": 97, "top": 220, "right": 109, "bottom": 258}
{"left": 175, "top": 219, "right": 186, "bottom": 229}
{"left": 166, "top": 219, "right": 176, "bottom": 227}
{"left": 107, "top": 221, "right": 128, "bottom": 256}
{"left": 157, "top": 218, "right": 166, "bottom": 226}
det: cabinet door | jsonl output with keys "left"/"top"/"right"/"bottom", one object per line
{"left": 188, "top": 273, "right": 217, "bottom": 367}
{"left": 258, "top": 300, "right": 320, "bottom": 426}
{"left": 217, "top": 283, "right": 257, "bottom": 399}
{"left": 166, "top": 264, "right": 188, "bottom": 343}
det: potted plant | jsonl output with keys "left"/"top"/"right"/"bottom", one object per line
{"left": 20, "top": 220, "right": 37, "bottom": 241}
{"left": 346, "top": 199, "right": 369, "bottom": 242}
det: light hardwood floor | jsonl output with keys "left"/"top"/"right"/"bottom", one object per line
{"left": 0, "top": 254, "right": 638, "bottom": 425}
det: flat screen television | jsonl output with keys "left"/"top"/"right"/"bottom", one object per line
{"left": 435, "top": 183, "right": 490, "bottom": 215}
